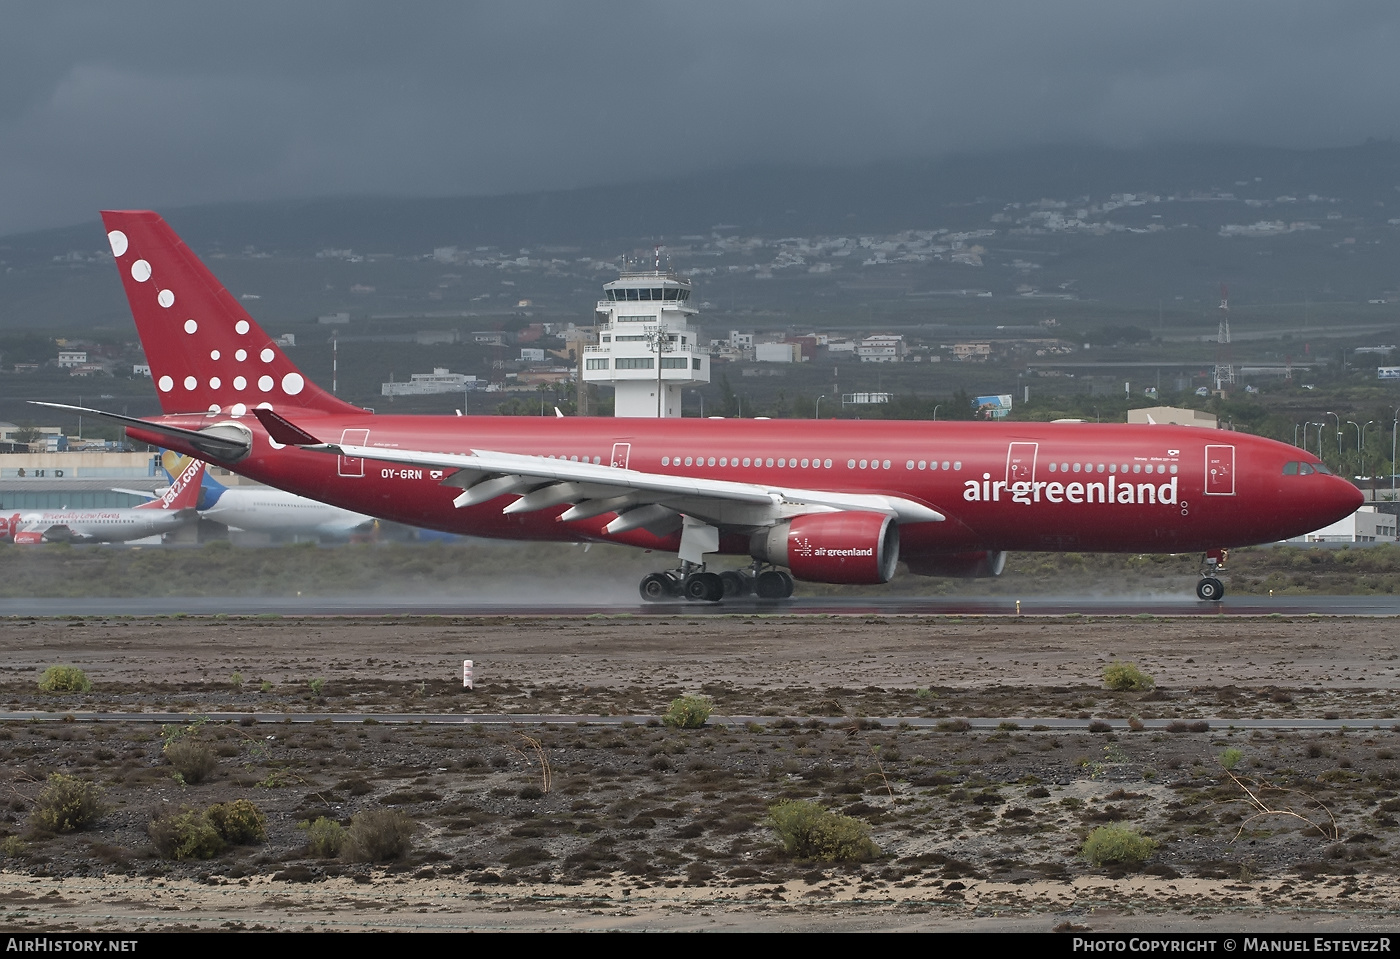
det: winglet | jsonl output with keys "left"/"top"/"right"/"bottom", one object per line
{"left": 252, "top": 408, "right": 324, "bottom": 446}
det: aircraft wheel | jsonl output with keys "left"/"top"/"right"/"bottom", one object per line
{"left": 1196, "top": 577, "right": 1224, "bottom": 601}
{"left": 777, "top": 570, "right": 795, "bottom": 598}
{"left": 719, "top": 570, "right": 749, "bottom": 598}
{"left": 639, "top": 573, "right": 673, "bottom": 602}
{"left": 755, "top": 570, "right": 789, "bottom": 600}
{"left": 684, "top": 572, "right": 723, "bottom": 602}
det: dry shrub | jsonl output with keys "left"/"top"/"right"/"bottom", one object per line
{"left": 207, "top": 799, "right": 266, "bottom": 844}
{"left": 1103, "top": 662, "right": 1155, "bottom": 692}
{"left": 342, "top": 809, "right": 416, "bottom": 862}
{"left": 38, "top": 666, "right": 91, "bottom": 693}
{"left": 1081, "top": 823, "right": 1157, "bottom": 866}
{"left": 163, "top": 739, "right": 217, "bottom": 784}
{"left": 662, "top": 695, "right": 712, "bottom": 729}
{"left": 30, "top": 774, "right": 105, "bottom": 833}
{"left": 148, "top": 807, "right": 225, "bottom": 860}
{"left": 766, "top": 799, "right": 879, "bottom": 863}
{"left": 301, "top": 816, "right": 345, "bottom": 858}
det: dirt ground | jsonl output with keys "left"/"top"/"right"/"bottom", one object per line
{"left": 2, "top": 614, "right": 1399, "bottom": 933}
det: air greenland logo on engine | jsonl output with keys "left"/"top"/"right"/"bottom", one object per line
{"left": 963, "top": 473, "right": 1179, "bottom": 506}
{"left": 791, "top": 536, "right": 875, "bottom": 559}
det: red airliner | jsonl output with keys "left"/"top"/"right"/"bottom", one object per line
{"left": 37, "top": 211, "right": 1363, "bottom": 602}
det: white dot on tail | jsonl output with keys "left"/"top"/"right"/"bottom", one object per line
{"left": 233, "top": 376, "right": 246, "bottom": 390}
{"left": 231, "top": 403, "right": 247, "bottom": 417}
{"left": 209, "top": 377, "right": 221, "bottom": 389}
{"left": 184, "top": 376, "right": 197, "bottom": 390}
{"left": 185, "top": 319, "right": 198, "bottom": 334}
{"left": 260, "top": 348, "right": 274, "bottom": 362}
{"left": 235, "top": 349, "right": 247, "bottom": 361}
{"left": 157, "top": 289, "right": 175, "bottom": 308}
{"left": 208, "top": 404, "right": 219, "bottom": 414}
{"left": 131, "top": 260, "right": 152, "bottom": 282}
{"left": 107, "top": 231, "right": 128, "bottom": 257}
{"left": 235, "top": 320, "right": 250, "bottom": 335}
{"left": 258, "top": 375, "right": 273, "bottom": 392}
{"left": 210, "top": 350, "right": 220, "bottom": 361}
{"left": 281, "top": 372, "right": 304, "bottom": 396}
{"left": 158, "top": 375, "right": 173, "bottom": 392}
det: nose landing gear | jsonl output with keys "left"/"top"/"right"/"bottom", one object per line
{"left": 1196, "top": 548, "right": 1228, "bottom": 601}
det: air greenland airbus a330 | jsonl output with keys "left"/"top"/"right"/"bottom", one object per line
{"left": 36, "top": 211, "right": 1363, "bottom": 601}
{"left": 0, "top": 456, "right": 204, "bottom": 544}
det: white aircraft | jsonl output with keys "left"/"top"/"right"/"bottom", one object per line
{"left": 159, "top": 450, "right": 373, "bottom": 539}
{"left": 0, "top": 458, "right": 204, "bottom": 544}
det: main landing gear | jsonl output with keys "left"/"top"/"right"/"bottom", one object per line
{"left": 1196, "top": 548, "right": 1228, "bottom": 602}
{"left": 638, "top": 561, "right": 795, "bottom": 603}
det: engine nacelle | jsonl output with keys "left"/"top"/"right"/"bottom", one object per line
{"left": 13, "top": 530, "right": 45, "bottom": 545}
{"left": 750, "top": 512, "right": 899, "bottom": 585}
{"left": 905, "top": 550, "right": 1008, "bottom": 579}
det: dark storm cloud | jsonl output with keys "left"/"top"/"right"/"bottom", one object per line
{"left": 3, "top": 1, "right": 1399, "bottom": 236}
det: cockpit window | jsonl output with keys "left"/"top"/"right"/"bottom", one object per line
{"left": 1298, "top": 462, "right": 1314, "bottom": 475}
{"left": 1313, "top": 462, "right": 1333, "bottom": 475}
{"left": 1282, "top": 462, "right": 1299, "bottom": 475}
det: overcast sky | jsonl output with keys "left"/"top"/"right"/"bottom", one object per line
{"left": 3, "top": 1, "right": 1399, "bottom": 237}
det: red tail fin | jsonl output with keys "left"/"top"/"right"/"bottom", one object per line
{"left": 100, "top": 211, "right": 363, "bottom": 418}
{"left": 136, "top": 457, "right": 205, "bottom": 511}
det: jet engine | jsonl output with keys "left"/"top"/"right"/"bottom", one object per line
{"left": 749, "top": 511, "right": 899, "bottom": 584}
{"left": 904, "top": 550, "right": 1008, "bottom": 579}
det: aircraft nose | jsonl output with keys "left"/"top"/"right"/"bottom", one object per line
{"left": 1325, "top": 477, "right": 1366, "bottom": 521}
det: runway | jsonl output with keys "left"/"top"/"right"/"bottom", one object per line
{"left": 1, "top": 593, "right": 1397, "bottom": 616}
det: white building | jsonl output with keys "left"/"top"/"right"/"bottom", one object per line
{"left": 382, "top": 368, "right": 480, "bottom": 396}
{"left": 1289, "top": 505, "right": 1396, "bottom": 543}
{"left": 581, "top": 270, "right": 710, "bottom": 417}
{"left": 857, "top": 334, "right": 905, "bottom": 363}
{"left": 755, "top": 342, "right": 801, "bottom": 363}
{"left": 57, "top": 351, "right": 88, "bottom": 368}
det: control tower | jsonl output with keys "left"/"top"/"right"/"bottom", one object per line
{"left": 582, "top": 265, "right": 710, "bottom": 417}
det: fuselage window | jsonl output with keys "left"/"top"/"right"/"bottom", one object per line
{"left": 744, "top": 457, "right": 752, "bottom": 467}
{"left": 1133, "top": 464, "right": 1142, "bottom": 473}
{"left": 1169, "top": 464, "right": 1177, "bottom": 474}
{"left": 765, "top": 458, "right": 774, "bottom": 467}
{"left": 823, "top": 459, "right": 832, "bottom": 468}
{"left": 906, "top": 460, "right": 915, "bottom": 470}
{"left": 684, "top": 456, "right": 693, "bottom": 466}
{"left": 801, "top": 458, "right": 809, "bottom": 468}
{"left": 1108, "top": 463, "right": 1116, "bottom": 473}
{"left": 719, "top": 457, "right": 727, "bottom": 466}
{"left": 930, "top": 460, "right": 940, "bottom": 470}
{"left": 1048, "top": 462, "right": 1057, "bottom": 473}
{"left": 1096, "top": 463, "right": 1105, "bottom": 473}
{"left": 570, "top": 456, "right": 578, "bottom": 462}
{"left": 917, "top": 460, "right": 927, "bottom": 470}
{"left": 777, "top": 458, "right": 785, "bottom": 468}
{"left": 1072, "top": 463, "right": 1082, "bottom": 473}
{"left": 847, "top": 459, "right": 856, "bottom": 468}
{"left": 952, "top": 461, "right": 960, "bottom": 470}
{"left": 882, "top": 460, "right": 891, "bottom": 469}
{"left": 859, "top": 459, "right": 868, "bottom": 469}
{"left": 707, "top": 457, "right": 716, "bottom": 467}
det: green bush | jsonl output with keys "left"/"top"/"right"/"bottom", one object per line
{"left": 163, "top": 739, "right": 217, "bottom": 784}
{"left": 662, "top": 695, "right": 713, "bottom": 728}
{"left": 30, "top": 774, "right": 105, "bottom": 832}
{"left": 342, "top": 809, "right": 416, "bottom": 863}
{"left": 1081, "top": 823, "right": 1157, "bottom": 866}
{"left": 148, "top": 808, "right": 226, "bottom": 860}
{"left": 300, "top": 816, "right": 345, "bottom": 858}
{"left": 766, "top": 800, "right": 879, "bottom": 863}
{"left": 37, "top": 665, "right": 91, "bottom": 693}
{"left": 1103, "top": 661, "right": 1155, "bottom": 692}
{"left": 207, "top": 799, "right": 266, "bottom": 844}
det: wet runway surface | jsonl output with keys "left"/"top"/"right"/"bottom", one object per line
{"left": 1, "top": 593, "right": 1397, "bottom": 616}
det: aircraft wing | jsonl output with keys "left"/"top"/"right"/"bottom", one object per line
{"left": 253, "top": 409, "right": 944, "bottom": 540}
